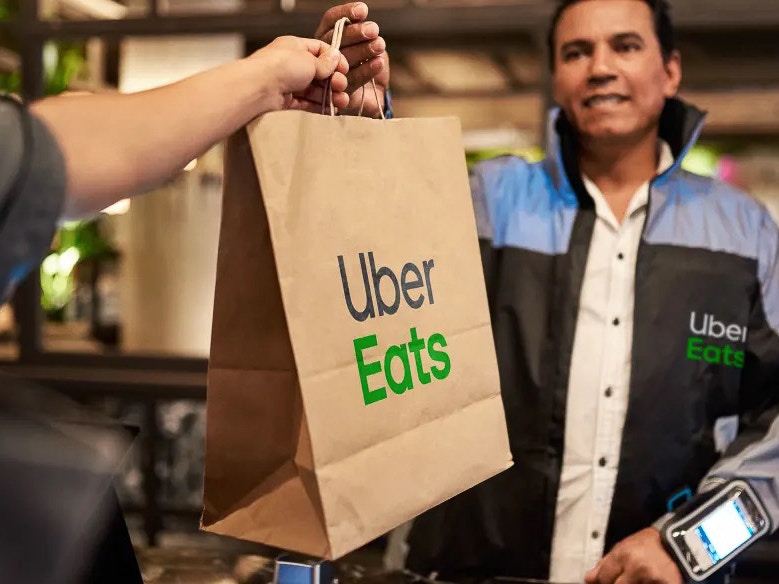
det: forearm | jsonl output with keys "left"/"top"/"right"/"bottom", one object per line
{"left": 31, "top": 57, "right": 272, "bottom": 218}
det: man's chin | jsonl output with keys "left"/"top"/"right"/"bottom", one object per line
{"left": 579, "top": 124, "right": 648, "bottom": 147}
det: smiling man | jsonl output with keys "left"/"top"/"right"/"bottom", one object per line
{"left": 314, "top": 1, "right": 779, "bottom": 583}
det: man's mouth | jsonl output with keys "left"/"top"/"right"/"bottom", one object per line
{"left": 583, "top": 94, "right": 630, "bottom": 107}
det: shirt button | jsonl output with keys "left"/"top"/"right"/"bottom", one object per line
{"left": 605, "top": 387, "right": 613, "bottom": 398}
{"left": 592, "top": 530, "right": 600, "bottom": 539}
{"left": 617, "top": 252, "right": 624, "bottom": 260}
{"left": 612, "top": 318, "right": 620, "bottom": 326}
{"left": 599, "top": 457, "right": 608, "bottom": 467}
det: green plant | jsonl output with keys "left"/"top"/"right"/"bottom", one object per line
{"left": 43, "top": 42, "right": 86, "bottom": 95}
{"left": 41, "top": 219, "right": 119, "bottom": 316}
{"left": 0, "top": 42, "right": 86, "bottom": 96}
{"left": 0, "top": 0, "right": 86, "bottom": 96}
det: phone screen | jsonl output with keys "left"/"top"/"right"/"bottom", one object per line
{"left": 690, "top": 498, "right": 756, "bottom": 564}
{"left": 276, "top": 563, "right": 316, "bottom": 584}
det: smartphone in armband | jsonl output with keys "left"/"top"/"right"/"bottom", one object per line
{"left": 661, "top": 480, "right": 771, "bottom": 582}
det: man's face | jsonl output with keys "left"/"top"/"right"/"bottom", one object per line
{"left": 551, "top": 0, "right": 681, "bottom": 146}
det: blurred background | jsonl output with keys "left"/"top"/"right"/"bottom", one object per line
{"left": 1, "top": 0, "right": 779, "bottom": 582}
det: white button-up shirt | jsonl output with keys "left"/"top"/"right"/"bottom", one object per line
{"left": 549, "top": 142, "right": 675, "bottom": 583}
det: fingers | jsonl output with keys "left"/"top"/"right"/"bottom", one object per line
{"left": 299, "top": 37, "right": 336, "bottom": 56}
{"left": 330, "top": 90, "right": 351, "bottom": 110}
{"left": 299, "top": 73, "right": 348, "bottom": 104}
{"left": 315, "top": 2, "right": 369, "bottom": 39}
{"left": 287, "top": 38, "right": 349, "bottom": 78}
{"left": 274, "top": 37, "right": 349, "bottom": 70}
{"left": 320, "top": 21, "right": 379, "bottom": 49}
{"left": 586, "top": 555, "right": 623, "bottom": 584}
{"left": 289, "top": 89, "right": 350, "bottom": 113}
{"left": 330, "top": 71, "right": 349, "bottom": 94}
{"left": 342, "top": 80, "right": 385, "bottom": 116}
{"left": 286, "top": 97, "right": 321, "bottom": 113}
{"left": 585, "top": 564, "right": 599, "bottom": 584}
{"left": 339, "top": 36, "right": 386, "bottom": 68}
{"left": 312, "top": 49, "right": 349, "bottom": 81}
{"left": 597, "top": 562, "right": 623, "bottom": 584}
{"left": 346, "top": 56, "right": 385, "bottom": 92}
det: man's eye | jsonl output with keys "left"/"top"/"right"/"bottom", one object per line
{"left": 563, "top": 49, "right": 584, "bottom": 62}
{"left": 617, "top": 42, "right": 641, "bottom": 53}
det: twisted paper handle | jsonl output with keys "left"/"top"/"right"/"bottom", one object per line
{"left": 323, "top": 16, "right": 385, "bottom": 119}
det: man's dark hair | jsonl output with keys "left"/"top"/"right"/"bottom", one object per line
{"left": 546, "top": 0, "right": 676, "bottom": 70}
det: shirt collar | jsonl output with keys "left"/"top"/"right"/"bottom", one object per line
{"left": 582, "top": 140, "right": 674, "bottom": 228}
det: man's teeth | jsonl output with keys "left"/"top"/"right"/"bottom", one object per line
{"left": 586, "top": 95, "right": 626, "bottom": 106}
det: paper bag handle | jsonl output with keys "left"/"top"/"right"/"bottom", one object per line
{"left": 323, "top": 16, "right": 386, "bottom": 119}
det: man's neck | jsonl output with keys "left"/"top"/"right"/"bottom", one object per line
{"left": 578, "top": 129, "right": 661, "bottom": 223}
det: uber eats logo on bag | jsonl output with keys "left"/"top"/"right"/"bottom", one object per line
{"left": 338, "top": 252, "right": 451, "bottom": 406}
{"left": 687, "top": 312, "right": 747, "bottom": 369}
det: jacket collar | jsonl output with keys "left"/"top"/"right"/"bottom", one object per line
{"left": 542, "top": 97, "right": 708, "bottom": 205}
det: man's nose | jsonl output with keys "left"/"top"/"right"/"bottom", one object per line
{"left": 588, "top": 45, "right": 617, "bottom": 86}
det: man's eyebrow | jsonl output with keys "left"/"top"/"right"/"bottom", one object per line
{"left": 560, "top": 38, "right": 592, "bottom": 53}
{"left": 611, "top": 32, "right": 646, "bottom": 44}
{"left": 559, "top": 31, "right": 646, "bottom": 52}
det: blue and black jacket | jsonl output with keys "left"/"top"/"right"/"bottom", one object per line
{"left": 405, "top": 98, "right": 779, "bottom": 580}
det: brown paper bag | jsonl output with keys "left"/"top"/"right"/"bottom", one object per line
{"left": 201, "top": 111, "right": 512, "bottom": 559}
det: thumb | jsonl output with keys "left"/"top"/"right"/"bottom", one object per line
{"left": 313, "top": 48, "right": 342, "bottom": 81}
{"left": 584, "top": 563, "right": 600, "bottom": 584}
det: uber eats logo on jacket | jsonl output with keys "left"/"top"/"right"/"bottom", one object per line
{"left": 687, "top": 312, "right": 747, "bottom": 369}
{"left": 338, "top": 252, "right": 451, "bottom": 406}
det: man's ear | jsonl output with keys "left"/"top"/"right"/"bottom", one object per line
{"left": 663, "top": 50, "right": 682, "bottom": 97}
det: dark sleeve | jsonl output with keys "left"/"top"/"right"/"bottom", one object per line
{"left": 0, "top": 97, "right": 66, "bottom": 298}
{"left": 701, "top": 210, "right": 779, "bottom": 531}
